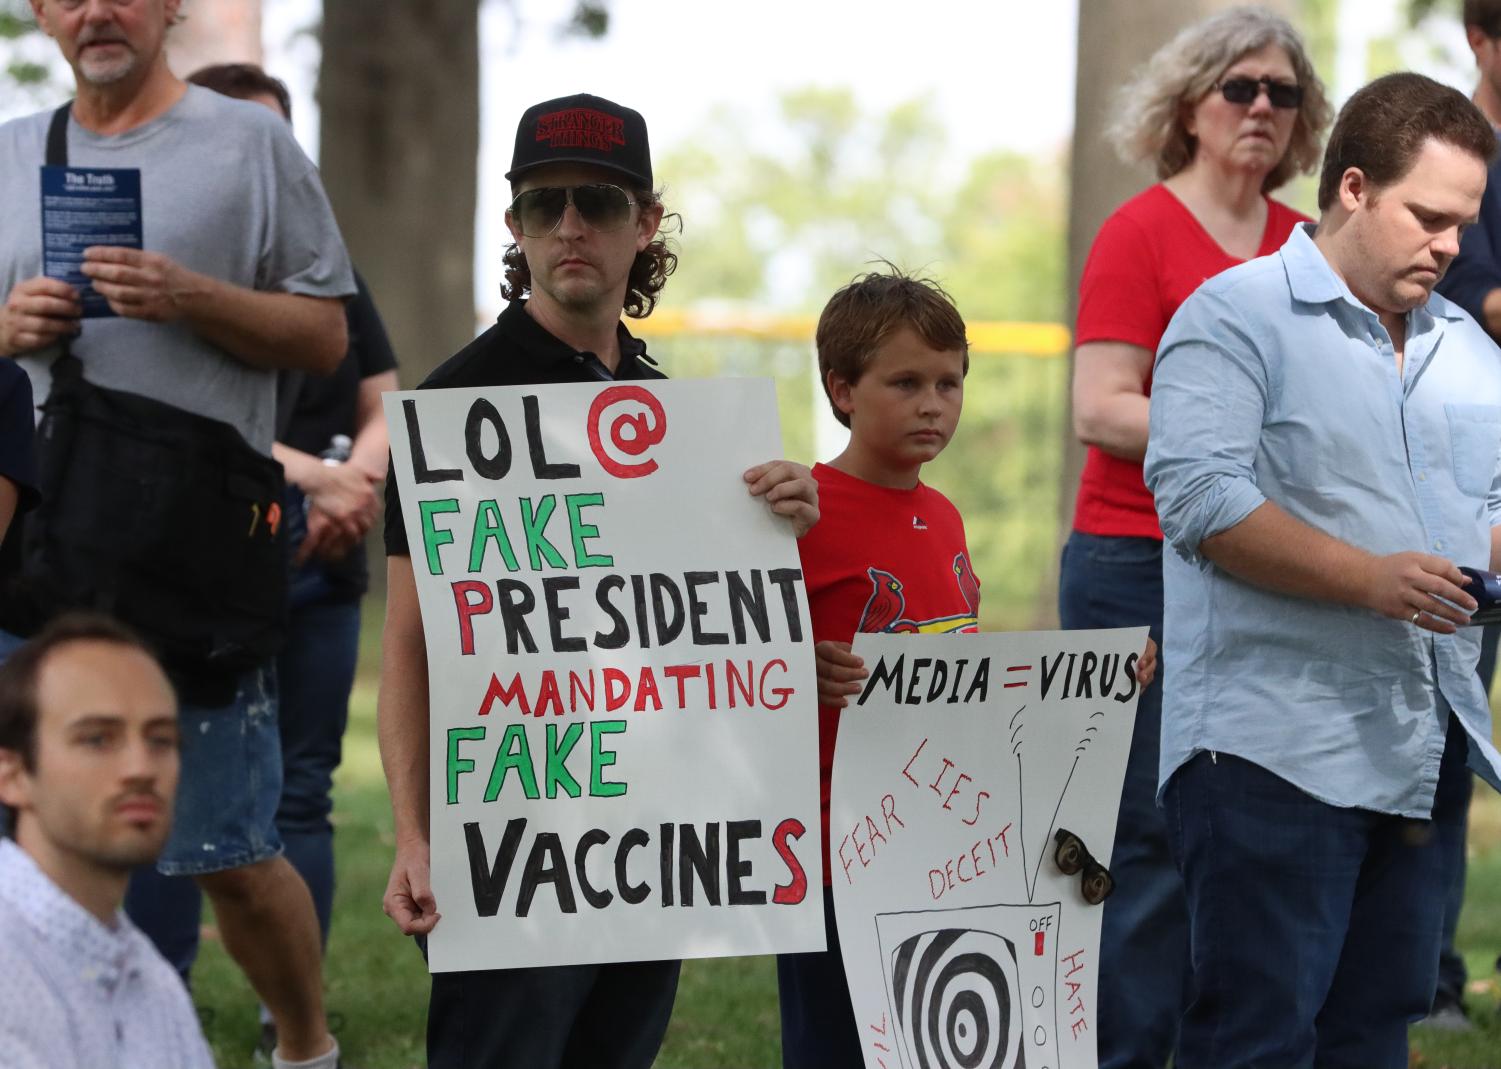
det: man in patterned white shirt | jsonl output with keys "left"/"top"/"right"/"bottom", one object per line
{"left": 0, "top": 614, "right": 213, "bottom": 1068}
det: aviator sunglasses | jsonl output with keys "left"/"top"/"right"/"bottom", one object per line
{"left": 1214, "top": 74, "right": 1303, "bottom": 110}
{"left": 1053, "top": 827, "right": 1115, "bottom": 905}
{"left": 507, "top": 184, "right": 639, "bottom": 238}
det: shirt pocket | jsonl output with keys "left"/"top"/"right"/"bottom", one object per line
{"left": 1445, "top": 403, "right": 1501, "bottom": 498}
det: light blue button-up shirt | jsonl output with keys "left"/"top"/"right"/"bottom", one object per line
{"left": 0, "top": 841, "right": 214, "bottom": 1069}
{"left": 1145, "top": 223, "right": 1501, "bottom": 817}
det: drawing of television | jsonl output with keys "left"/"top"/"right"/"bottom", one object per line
{"left": 875, "top": 902, "right": 1062, "bottom": 1069}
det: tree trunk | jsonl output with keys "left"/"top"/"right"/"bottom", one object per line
{"left": 1046, "top": 0, "right": 1291, "bottom": 625}
{"left": 166, "top": 0, "right": 261, "bottom": 75}
{"left": 318, "top": 0, "right": 480, "bottom": 386}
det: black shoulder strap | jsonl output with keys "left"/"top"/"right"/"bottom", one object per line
{"left": 46, "top": 102, "right": 71, "bottom": 168}
{"left": 43, "top": 103, "right": 79, "bottom": 374}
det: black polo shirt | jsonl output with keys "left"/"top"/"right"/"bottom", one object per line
{"left": 281, "top": 271, "right": 399, "bottom": 599}
{"left": 383, "top": 300, "right": 664, "bottom": 557}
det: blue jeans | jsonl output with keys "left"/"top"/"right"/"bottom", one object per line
{"left": 1163, "top": 717, "right": 1469, "bottom": 1069}
{"left": 274, "top": 566, "right": 361, "bottom": 945}
{"left": 776, "top": 887, "right": 864, "bottom": 1069}
{"left": 126, "top": 557, "right": 361, "bottom": 980}
{"left": 1058, "top": 531, "right": 1183, "bottom": 1069}
{"left": 1433, "top": 622, "right": 1496, "bottom": 1009}
{"left": 124, "top": 661, "right": 284, "bottom": 978}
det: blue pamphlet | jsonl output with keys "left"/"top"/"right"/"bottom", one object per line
{"left": 39, "top": 164, "right": 143, "bottom": 319}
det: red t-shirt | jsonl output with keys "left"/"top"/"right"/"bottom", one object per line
{"left": 1072, "top": 184, "right": 1309, "bottom": 538}
{"left": 799, "top": 463, "right": 981, "bottom": 886}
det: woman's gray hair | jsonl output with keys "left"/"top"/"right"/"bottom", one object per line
{"left": 1106, "top": 6, "right": 1331, "bottom": 192}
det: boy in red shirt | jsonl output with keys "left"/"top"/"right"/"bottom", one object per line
{"left": 778, "top": 270, "right": 978, "bottom": 1069}
{"left": 780, "top": 272, "right": 1157, "bottom": 1068}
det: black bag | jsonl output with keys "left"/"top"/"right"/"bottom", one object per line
{"left": 0, "top": 103, "right": 287, "bottom": 705}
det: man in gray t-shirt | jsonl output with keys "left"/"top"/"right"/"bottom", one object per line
{"left": 0, "top": 3, "right": 352, "bottom": 1067}
{"left": 0, "top": 78, "right": 351, "bottom": 455}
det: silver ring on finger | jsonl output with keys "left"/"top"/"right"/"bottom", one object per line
{"left": 1411, "top": 610, "right": 1422, "bottom": 624}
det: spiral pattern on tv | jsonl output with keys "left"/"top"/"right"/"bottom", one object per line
{"left": 889, "top": 929, "right": 1026, "bottom": 1069}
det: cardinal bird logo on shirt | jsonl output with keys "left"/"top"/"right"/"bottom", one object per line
{"left": 856, "top": 553, "right": 980, "bottom": 635}
{"left": 953, "top": 553, "right": 980, "bottom": 616}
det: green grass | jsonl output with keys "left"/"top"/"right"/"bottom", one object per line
{"left": 192, "top": 675, "right": 426, "bottom": 1069}
{"left": 188, "top": 665, "right": 1501, "bottom": 1069}
{"left": 1410, "top": 785, "right": 1501, "bottom": 1069}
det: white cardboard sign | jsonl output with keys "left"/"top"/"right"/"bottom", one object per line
{"left": 385, "top": 378, "right": 825, "bottom": 973}
{"left": 831, "top": 628, "right": 1147, "bottom": 1069}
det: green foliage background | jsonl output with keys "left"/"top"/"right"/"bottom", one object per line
{"left": 652, "top": 88, "right": 1070, "bottom": 628}
{"left": 0, "top": 0, "right": 50, "bottom": 90}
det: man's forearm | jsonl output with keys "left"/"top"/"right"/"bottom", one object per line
{"left": 350, "top": 370, "right": 397, "bottom": 480}
{"left": 378, "top": 669, "right": 430, "bottom": 843}
{"left": 1198, "top": 500, "right": 1376, "bottom": 607}
{"left": 379, "top": 558, "right": 431, "bottom": 842}
{"left": 178, "top": 273, "right": 346, "bottom": 373}
{"left": 1074, "top": 392, "right": 1150, "bottom": 461}
{"left": 271, "top": 442, "right": 325, "bottom": 492}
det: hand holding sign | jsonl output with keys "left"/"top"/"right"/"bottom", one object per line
{"left": 1135, "top": 638, "right": 1157, "bottom": 688}
{"left": 743, "top": 459, "right": 820, "bottom": 538}
{"left": 814, "top": 640, "right": 867, "bottom": 708}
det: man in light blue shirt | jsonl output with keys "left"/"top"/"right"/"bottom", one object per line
{"left": 0, "top": 614, "right": 213, "bottom": 1068}
{"left": 1145, "top": 72, "right": 1501, "bottom": 1069}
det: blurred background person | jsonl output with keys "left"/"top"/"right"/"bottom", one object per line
{"left": 1058, "top": 8, "right": 1330, "bottom": 1067}
{"left": 1419, "top": 0, "right": 1501, "bottom": 1032}
{"left": 121, "top": 60, "right": 398, "bottom": 1062}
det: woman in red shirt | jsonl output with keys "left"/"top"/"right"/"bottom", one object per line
{"left": 1059, "top": 10, "right": 1330, "bottom": 1068}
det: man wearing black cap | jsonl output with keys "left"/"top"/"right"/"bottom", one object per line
{"left": 377, "top": 93, "right": 819, "bottom": 1069}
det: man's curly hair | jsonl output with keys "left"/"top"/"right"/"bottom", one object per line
{"left": 501, "top": 189, "right": 680, "bottom": 318}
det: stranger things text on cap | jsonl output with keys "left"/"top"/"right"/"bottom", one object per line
{"left": 506, "top": 93, "right": 652, "bottom": 188}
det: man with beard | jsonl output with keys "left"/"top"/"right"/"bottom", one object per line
{"left": 0, "top": 615, "right": 212, "bottom": 1068}
{"left": 380, "top": 93, "right": 819, "bottom": 1069}
{"left": 0, "top": 3, "right": 352, "bottom": 1066}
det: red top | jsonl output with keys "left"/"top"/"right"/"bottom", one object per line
{"left": 1072, "top": 184, "right": 1310, "bottom": 538}
{"left": 799, "top": 463, "right": 981, "bottom": 886}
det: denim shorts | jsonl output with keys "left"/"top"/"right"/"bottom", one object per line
{"left": 157, "top": 662, "right": 285, "bottom": 876}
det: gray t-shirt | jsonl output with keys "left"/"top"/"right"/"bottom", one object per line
{"left": 0, "top": 86, "right": 355, "bottom": 453}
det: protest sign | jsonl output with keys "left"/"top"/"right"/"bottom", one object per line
{"left": 385, "top": 378, "right": 825, "bottom": 973}
{"left": 831, "top": 628, "right": 1147, "bottom": 1069}
{"left": 39, "top": 165, "right": 143, "bottom": 318}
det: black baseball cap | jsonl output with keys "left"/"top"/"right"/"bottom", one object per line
{"left": 505, "top": 93, "right": 652, "bottom": 188}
